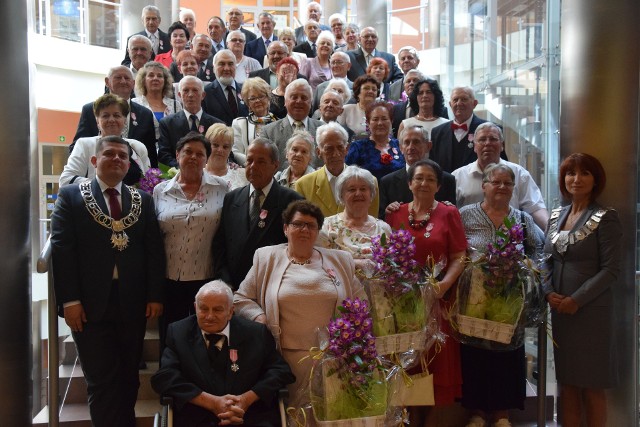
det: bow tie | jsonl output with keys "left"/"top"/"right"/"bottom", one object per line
{"left": 451, "top": 122, "right": 468, "bottom": 131}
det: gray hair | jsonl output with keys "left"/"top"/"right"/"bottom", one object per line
{"left": 482, "top": 163, "right": 515, "bottom": 183}
{"left": 195, "top": 280, "right": 233, "bottom": 306}
{"left": 475, "top": 122, "right": 504, "bottom": 141}
{"left": 279, "top": 27, "right": 296, "bottom": 39}
{"left": 316, "top": 122, "right": 348, "bottom": 148}
{"left": 399, "top": 125, "right": 429, "bottom": 143}
{"left": 192, "top": 33, "right": 212, "bottom": 47}
{"left": 285, "top": 78, "right": 313, "bottom": 100}
{"left": 258, "top": 12, "right": 275, "bottom": 24}
{"left": 179, "top": 8, "right": 195, "bottom": 21}
{"left": 320, "top": 89, "right": 344, "bottom": 107}
{"left": 317, "top": 30, "right": 335, "bottom": 45}
{"left": 249, "top": 137, "right": 279, "bottom": 163}
{"left": 398, "top": 46, "right": 419, "bottom": 59}
{"left": 325, "top": 79, "right": 351, "bottom": 104}
{"left": 404, "top": 69, "right": 425, "bottom": 80}
{"left": 141, "top": 5, "right": 160, "bottom": 19}
{"left": 179, "top": 75, "right": 205, "bottom": 93}
{"left": 285, "top": 131, "right": 316, "bottom": 160}
{"left": 107, "top": 65, "right": 134, "bottom": 80}
{"left": 345, "top": 23, "right": 360, "bottom": 34}
{"left": 450, "top": 85, "right": 476, "bottom": 101}
{"left": 213, "top": 49, "right": 236, "bottom": 65}
{"left": 328, "top": 13, "right": 346, "bottom": 26}
{"left": 307, "top": 1, "right": 323, "bottom": 13}
{"left": 128, "top": 34, "right": 152, "bottom": 50}
{"left": 268, "top": 40, "right": 289, "bottom": 55}
{"left": 335, "top": 165, "right": 377, "bottom": 205}
{"left": 226, "top": 29, "right": 245, "bottom": 43}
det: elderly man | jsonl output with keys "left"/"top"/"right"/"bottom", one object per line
{"left": 248, "top": 41, "right": 302, "bottom": 89}
{"left": 293, "top": 20, "right": 321, "bottom": 58}
{"left": 158, "top": 76, "right": 223, "bottom": 167}
{"left": 346, "top": 27, "right": 403, "bottom": 83}
{"left": 312, "top": 52, "right": 352, "bottom": 110}
{"left": 260, "top": 79, "right": 323, "bottom": 169}
{"left": 51, "top": 136, "right": 165, "bottom": 427}
{"left": 203, "top": 49, "right": 249, "bottom": 125}
{"left": 430, "top": 86, "right": 507, "bottom": 172}
{"left": 452, "top": 122, "right": 549, "bottom": 228}
{"left": 212, "top": 139, "right": 303, "bottom": 289}
{"left": 316, "top": 90, "right": 344, "bottom": 123}
{"left": 207, "top": 16, "right": 228, "bottom": 54}
{"left": 295, "top": 122, "right": 379, "bottom": 217}
{"left": 71, "top": 66, "right": 157, "bottom": 166}
{"left": 151, "top": 280, "right": 295, "bottom": 427}
{"left": 294, "top": 1, "right": 330, "bottom": 44}
{"left": 389, "top": 46, "right": 421, "bottom": 101}
{"left": 122, "top": 5, "right": 170, "bottom": 66}
{"left": 379, "top": 125, "right": 456, "bottom": 218}
{"left": 226, "top": 7, "right": 257, "bottom": 43}
{"left": 126, "top": 34, "right": 153, "bottom": 78}
{"left": 244, "top": 12, "right": 278, "bottom": 63}
{"left": 188, "top": 34, "right": 216, "bottom": 83}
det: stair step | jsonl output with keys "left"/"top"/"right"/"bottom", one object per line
{"left": 32, "top": 399, "right": 161, "bottom": 426}
{"left": 62, "top": 329, "right": 160, "bottom": 364}
{"left": 56, "top": 362, "right": 161, "bottom": 404}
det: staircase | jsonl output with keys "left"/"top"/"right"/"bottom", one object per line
{"left": 33, "top": 321, "right": 162, "bottom": 426}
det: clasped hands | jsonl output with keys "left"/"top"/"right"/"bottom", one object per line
{"left": 209, "top": 392, "right": 256, "bottom": 425}
{"left": 546, "top": 292, "right": 579, "bottom": 315}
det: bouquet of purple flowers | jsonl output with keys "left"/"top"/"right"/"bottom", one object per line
{"left": 137, "top": 164, "right": 178, "bottom": 193}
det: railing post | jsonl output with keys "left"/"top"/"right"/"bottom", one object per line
{"left": 537, "top": 310, "right": 548, "bottom": 427}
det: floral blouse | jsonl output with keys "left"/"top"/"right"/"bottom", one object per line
{"left": 317, "top": 214, "right": 392, "bottom": 259}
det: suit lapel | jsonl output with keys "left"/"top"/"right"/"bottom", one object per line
{"left": 231, "top": 186, "right": 251, "bottom": 232}
{"left": 91, "top": 179, "right": 110, "bottom": 215}
{"left": 248, "top": 182, "right": 280, "bottom": 238}
{"left": 187, "top": 320, "right": 220, "bottom": 393}
{"left": 355, "top": 51, "right": 367, "bottom": 74}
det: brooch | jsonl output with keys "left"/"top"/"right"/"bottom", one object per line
{"left": 326, "top": 267, "right": 341, "bottom": 287}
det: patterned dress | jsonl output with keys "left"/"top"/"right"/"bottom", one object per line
{"left": 317, "top": 214, "right": 392, "bottom": 259}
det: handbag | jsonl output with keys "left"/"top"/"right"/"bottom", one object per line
{"left": 390, "top": 354, "right": 435, "bottom": 406}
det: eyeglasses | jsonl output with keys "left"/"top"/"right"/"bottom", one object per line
{"left": 288, "top": 221, "right": 318, "bottom": 231}
{"left": 246, "top": 95, "right": 267, "bottom": 103}
{"left": 229, "top": 38, "right": 245, "bottom": 43}
{"left": 486, "top": 180, "right": 515, "bottom": 188}
{"left": 330, "top": 60, "right": 346, "bottom": 65}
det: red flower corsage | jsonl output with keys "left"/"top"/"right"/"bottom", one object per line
{"left": 380, "top": 153, "right": 393, "bottom": 164}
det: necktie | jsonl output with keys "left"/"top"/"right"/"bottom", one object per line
{"left": 451, "top": 122, "right": 468, "bottom": 131}
{"left": 264, "top": 39, "right": 271, "bottom": 48}
{"left": 150, "top": 33, "right": 158, "bottom": 54}
{"left": 105, "top": 188, "right": 122, "bottom": 220}
{"left": 226, "top": 86, "right": 239, "bottom": 117}
{"left": 250, "top": 189, "right": 263, "bottom": 225}
{"left": 217, "top": 43, "right": 223, "bottom": 52}
{"left": 293, "top": 120, "right": 305, "bottom": 132}
{"left": 312, "top": 43, "right": 317, "bottom": 54}
{"left": 190, "top": 114, "right": 198, "bottom": 132}
{"left": 205, "top": 333, "right": 226, "bottom": 351}
{"left": 366, "top": 54, "right": 372, "bottom": 66}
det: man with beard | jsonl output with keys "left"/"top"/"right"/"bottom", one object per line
{"left": 202, "top": 49, "right": 249, "bottom": 125}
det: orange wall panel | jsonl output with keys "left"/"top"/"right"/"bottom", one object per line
{"left": 38, "top": 109, "right": 80, "bottom": 145}
{"left": 180, "top": 0, "right": 222, "bottom": 35}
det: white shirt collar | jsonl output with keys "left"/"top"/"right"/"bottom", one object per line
{"left": 183, "top": 109, "right": 203, "bottom": 121}
{"left": 95, "top": 176, "right": 123, "bottom": 194}
{"left": 201, "top": 321, "right": 231, "bottom": 347}
{"left": 286, "top": 115, "right": 309, "bottom": 128}
{"left": 250, "top": 179, "right": 274, "bottom": 199}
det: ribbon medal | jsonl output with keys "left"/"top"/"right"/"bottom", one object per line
{"left": 230, "top": 349, "right": 239, "bottom": 372}
{"left": 258, "top": 209, "right": 268, "bottom": 228}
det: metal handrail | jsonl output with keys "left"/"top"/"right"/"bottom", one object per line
{"left": 37, "top": 237, "right": 59, "bottom": 427}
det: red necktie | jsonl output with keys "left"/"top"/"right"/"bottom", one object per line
{"left": 451, "top": 122, "right": 468, "bottom": 131}
{"left": 105, "top": 188, "right": 122, "bottom": 220}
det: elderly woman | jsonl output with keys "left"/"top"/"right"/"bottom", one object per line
{"left": 231, "top": 77, "right": 277, "bottom": 165}
{"left": 318, "top": 165, "right": 391, "bottom": 273}
{"left": 204, "top": 123, "right": 248, "bottom": 190}
{"left": 543, "top": 153, "right": 621, "bottom": 427}
{"left": 132, "top": 61, "right": 182, "bottom": 140}
{"left": 328, "top": 13, "right": 347, "bottom": 49}
{"left": 339, "top": 75, "right": 380, "bottom": 140}
{"left": 274, "top": 27, "right": 307, "bottom": 66}
{"left": 300, "top": 31, "right": 335, "bottom": 91}
{"left": 226, "top": 30, "right": 261, "bottom": 84}
{"left": 385, "top": 159, "right": 467, "bottom": 423}
{"left": 270, "top": 57, "right": 300, "bottom": 119}
{"left": 398, "top": 78, "right": 449, "bottom": 139}
{"left": 60, "top": 94, "right": 150, "bottom": 187}
{"left": 458, "top": 163, "right": 543, "bottom": 427}
{"left": 234, "top": 200, "right": 365, "bottom": 408}
{"left": 153, "top": 131, "right": 228, "bottom": 347}
{"left": 367, "top": 57, "right": 391, "bottom": 101}
{"left": 338, "top": 23, "right": 360, "bottom": 52}
{"left": 274, "top": 132, "right": 315, "bottom": 188}
{"left": 345, "top": 101, "right": 405, "bottom": 181}
{"left": 153, "top": 21, "right": 189, "bottom": 68}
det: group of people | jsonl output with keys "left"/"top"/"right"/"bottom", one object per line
{"left": 50, "top": 3, "right": 622, "bottom": 427}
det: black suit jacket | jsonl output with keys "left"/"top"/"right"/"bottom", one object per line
{"left": 202, "top": 80, "right": 249, "bottom": 126}
{"left": 158, "top": 111, "right": 223, "bottom": 167}
{"left": 244, "top": 36, "right": 278, "bottom": 64}
{"left": 248, "top": 68, "right": 306, "bottom": 88}
{"left": 294, "top": 24, "right": 330, "bottom": 44}
{"left": 293, "top": 41, "right": 317, "bottom": 58}
{"left": 72, "top": 100, "right": 159, "bottom": 167}
{"left": 212, "top": 182, "right": 303, "bottom": 289}
{"left": 121, "top": 29, "right": 171, "bottom": 66}
{"left": 151, "top": 315, "right": 295, "bottom": 427}
{"left": 391, "top": 101, "right": 414, "bottom": 138}
{"left": 378, "top": 167, "right": 457, "bottom": 219}
{"left": 196, "top": 55, "right": 216, "bottom": 83}
{"left": 346, "top": 48, "right": 403, "bottom": 83}
{"left": 429, "top": 114, "right": 507, "bottom": 173}
{"left": 51, "top": 179, "right": 165, "bottom": 321}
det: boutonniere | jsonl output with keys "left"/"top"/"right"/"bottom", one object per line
{"left": 194, "top": 192, "right": 205, "bottom": 207}
{"left": 258, "top": 209, "right": 268, "bottom": 228}
{"left": 400, "top": 91, "right": 408, "bottom": 102}
{"left": 325, "top": 267, "right": 341, "bottom": 287}
{"left": 131, "top": 112, "right": 138, "bottom": 126}
{"left": 467, "top": 133, "right": 475, "bottom": 149}
{"left": 237, "top": 93, "right": 245, "bottom": 105}
{"left": 198, "top": 125, "right": 204, "bottom": 133}
{"left": 392, "top": 147, "right": 399, "bottom": 159}
{"left": 206, "top": 69, "right": 211, "bottom": 79}
{"left": 380, "top": 153, "right": 393, "bottom": 165}
{"left": 159, "top": 40, "right": 164, "bottom": 49}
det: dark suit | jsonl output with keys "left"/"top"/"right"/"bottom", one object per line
{"left": 294, "top": 24, "right": 330, "bottom": 44}
{"left": 346, "top": 48, "right": 403, "bottom": 83}
{"left": 260, "top": 117, "right": 324, "bottom": 170}
{"left": 293, "top": 41, "right": 317, "bottom": 58}
{"left": 248, "top": 67, "right": 306, "bottom": 88}
{"left": 225, "top": 27, "right": 257, "bottom": 44}
{"left": 122, "top": 29, "right": 171, "bottom": 66}
{"left": 51, "top": 179, "right": 165, "bottom": 427}
{"left": 244, "top": 36, "right": 278, "bottom": 64}
{"left": 391, "top": 101, "right": 414, "bottom": 138}
{"left": 202, "top": 80, "right": 249, "bottom": 126}
{"left": 72, "top": 100, "right": 159, "bottom": 167}
{"left": 212, "top": 182, "right": 303, "bottom": 289}
{"left": 158, "top": 111, "right": 224, "bottom": 167}
{"left": 378, "top": 167, "right": 456, "bottom": 219}
{"left": 197, "top": 56, "right": 216, "bottom": 83}
{"left": 151, "top": 315, "right": 294, "bottom": 427}
{"left": 429, "top": 115, "right": 507, "bottom": 173}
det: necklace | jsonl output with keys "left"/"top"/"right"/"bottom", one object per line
{"left": 408, "top": 201, "right": 437, "bottom": 238}
{"left": 416, "top": 114, "right": 437, "bottom": 121}
{"left": 288, "top": 249, "right": 312, "bottom": 265}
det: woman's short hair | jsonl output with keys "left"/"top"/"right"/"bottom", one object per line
{"left": 482, "top": 163, "right": 515, "bottom": 183}
{"left": 176, "top": 131, "right": 212, "bottom": 158}
{"left": 226, "top": 29, "right": 245, "bottom": 44}
{"left": 329, "top": 13, "right": 346, "bottom": 26}
{"left": 335, "top": 165, "right": 377, "bottom": 205}
{"left": 176, "top": 49, "right": 198, "bottom": 65}
{"left": 409, "top": 79, "right": 447, "bottom": 119}
{"left": 205, "top": 123, "right": 233, "bottom": 145}
{"left": 317, "top": 30, "right": 336, "bottom": 46}
{"left": 285, "top": 131, "right": 315, "bottom": 161}
{"left": 167, "top": 21, "right": 190, "bottom": 41}
{"left": 326, "top": 78, "right": 352, "bottom": 104}
{"left": 279, "top": 27, "right": 296, "bottom": 40}
{"left": 559, "top": 153, "right": 606, "bottom": 201}
{"left": 366, "top": 57, "right": 390, "bottom": 81}
{"left": 93, "top": 93, "right": 129, "bottom": 117}
{"left": 241, "top": 77, "right": 272, "bottom": 102}
{"left": 276, "top": 57, "right": 300, "bottom": 74}
{"left": 407, "top": 159, "right": 443, "bottom": 186}
{"left": 135, "top": 61, "right": 174, "bottom": 98}
{"left": 365, "top": 100, "right": 393, "bottom": 123}
{"left": 345, "top": 23, "right": 360, "bottom": 34}
{"left": 352, "top": 75, "right": 380, "bottom": 102}
{"left": 282, "top": 200, "right": 324, "bottom": 229}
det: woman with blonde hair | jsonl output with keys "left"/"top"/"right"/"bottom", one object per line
{"left": 205, "top": 123, "right": 248, "bottom": 190}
